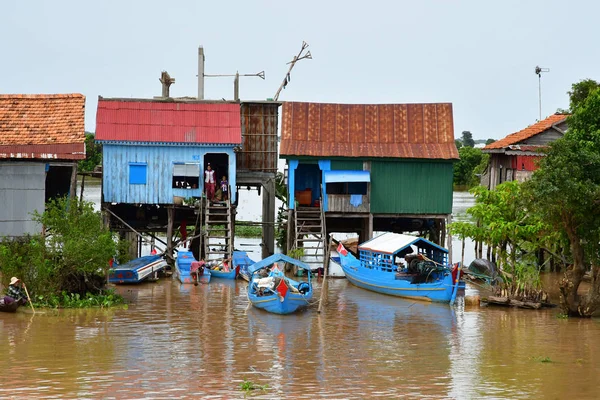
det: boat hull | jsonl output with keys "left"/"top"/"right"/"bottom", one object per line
{"left": 340, "top": 255, "right": 455, "bottom": 303}
{"left": 175, "top": 251, "right": 211, "bottom": 284}
{"left": 248, "top": 290, "right": 313, "bottom": 315}
{"left": 209, "top": 266, "right": 239, "bottom": 280}
{"left": 0, "top": 299, "right": 20, "bottom": 313}
{"left": 109, "top": 255, "right": 167, "bottom": 284}
{"left": 233, "top": 251, "right": 256, "bottom": 282}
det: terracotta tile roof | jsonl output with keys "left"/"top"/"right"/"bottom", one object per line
{"left": 0, "top": 94, "right": 86, "bottom": 160}
{"left": 280, "top": 102, "right": 458, "bottom": 160}
{"left": 484, "top": 113, "right": 568, "bottom": 150}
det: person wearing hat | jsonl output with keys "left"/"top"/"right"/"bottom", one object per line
{"left": 204, "top": 163, "right": 216, "bottom": 201}
{"left": 6, "top": 277, "right": 27, "bottom": 305}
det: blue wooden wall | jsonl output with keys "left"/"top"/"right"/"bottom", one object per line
{"left": 102, "top": 144, "right": 236, "bottom": 204}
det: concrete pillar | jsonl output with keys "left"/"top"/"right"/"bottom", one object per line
{"left": 367, "top": 214, "right": 373, "bottom": 240}
{"left": 198, "top": 46, "right": 205, "bottom": 100}
{"left": 262, "top": 179, "right": 276, "bottom": 258}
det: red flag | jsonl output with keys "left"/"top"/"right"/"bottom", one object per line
{"left": 337, "top": 242, "right": 348, "bottom": 256}
{"left": 276, "top": 278, "right": 289, "bottom": 300}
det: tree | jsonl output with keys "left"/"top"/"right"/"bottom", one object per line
{"left": 455, "top": 139, "right": 463, "bottom": 149}
{"left": 461, "top": 131, "right": 475, "bottom": 148}
{"left": 0, "top": 197, "right": 117, "bottom": 298}
{"left": 78, "top": 132, "right": 102, "bottom": 172}
{"left": 568, "top": 79, "right": 600, "bottom": 111}
{"left": 485, "top": 138, "right": 496, "bottom": 146}
{"left": 454, "top": 146, "right": 487, "bottom": 187}
{"left": 451, "top": 182, "right": 548, "bottom": 300}
{"left": 527, "top": 87, "right": 600, "bottom": 316}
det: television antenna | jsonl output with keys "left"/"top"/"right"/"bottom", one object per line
{"left": 535, "top": 66, "right": 550, "bottom": 121}
{"left": 273, "top": 41, "right": 312, "bottom": 101}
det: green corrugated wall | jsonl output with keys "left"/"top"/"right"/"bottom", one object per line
{"left": 370, "top": 160, "right": 453, "bottom": 214}
{"left": 331, "top": 160, "right": 363, "bottom": 170}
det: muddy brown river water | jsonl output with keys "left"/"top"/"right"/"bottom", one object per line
{"left": 2, "top": 183, "right": 599, "bottom": 398}
{"left": 2, "top": 278, "right": 600, "bottom": 399}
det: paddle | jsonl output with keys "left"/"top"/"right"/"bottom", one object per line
{"left": 22, "top": 283, "right": 35, "bottom": 314}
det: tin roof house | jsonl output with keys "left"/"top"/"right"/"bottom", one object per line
{"left": 0, "top": 94, "right": 86, "bottom": 237}
{"left": 280, "top": 101, "right": 459, "bottom": 269}
{"left": 481, "top": 113, "right": 568, "bottom": 190}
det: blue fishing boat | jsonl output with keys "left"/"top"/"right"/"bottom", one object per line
{"left": 205, "top": 258, "right": 239, "bottom": 280}
{"left": 247, "top": 253, "right": 313, "bottom": 315}
{"left": 338, "top": 232, "right": 463, "bottom": 304}
{"left": 233, "top": 250, "right": 257, "bottom": 282}
{"left": 175, "top": 251, "right": 211, "bottom": 284}
{"left": 109, "top": 255, "right": 168, "bottom": 284}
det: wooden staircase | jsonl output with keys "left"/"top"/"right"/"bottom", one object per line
{"left": 204, "top": 200, "right": 233, "bottom": 262}
{"left": 293, "top": 202, "right": 327, "bottom": 271}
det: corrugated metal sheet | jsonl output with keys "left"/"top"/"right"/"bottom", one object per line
{"left": 0, "top": 162, "right": 45, "bottom": 236}
{"left": 0, "top": 143, "right": 85, "bottom": 160}
{"left": 102, "top": 144, "right": 237, "bottom": 204}
{"left": 280, "top": 102, "right": 458, "bottom": 160}
{"left": 512, "top": 155, "right": 542, "bottom": 171}
{"left": 331, "top": 159, "right": 363, "bottom": 170}
{"left": 237, "top": 102, "right": 279, "bottom": 172}
{"left": 96, "top": 98, "right": 241, "bottom": 145}
{"left": 370, "top": 160, "right": 453, "bottom": 214}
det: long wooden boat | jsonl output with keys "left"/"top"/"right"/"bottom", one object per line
{"left": 109, "top": 255, "right": 167, "bottom": 284}
{"left": 0, "top": 298, "right": 20, "bottom": 313}
{"left": 338, "top": 232, "right": 463, "bottom": 304}
{"left": 247, "top": 253, "right": 313, "bottom": 315}
{"left": 175, "top": 251, "right": 211, "bottom": 284}
{"left": 233, "top": 250, "right": 256, "bottom": 282}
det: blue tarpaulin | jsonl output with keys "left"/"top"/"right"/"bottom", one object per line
{"left": 323, "top": 170, "right": 370, "bottom": 183}
{"left": 248, "top": 253, "right": 311, "bottom": 274}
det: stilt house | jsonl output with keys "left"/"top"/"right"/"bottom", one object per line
{"left": 95, "top": 96, "right": 280, "bottom": 261}
{"left": 0, "top": 94, "right": 86, "bottom": 237}
{"left": 481, "top": 113, "right": 568, "bottom": 190}
{"left": 280, "top": 102, "right": 458, "bottom": 268}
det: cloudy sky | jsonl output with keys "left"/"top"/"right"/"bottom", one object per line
{"left": 3, "top": 0, "right": 599, "bottom": 139}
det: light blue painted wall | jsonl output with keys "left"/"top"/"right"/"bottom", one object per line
{"left": 103, "top": 144, "right": 236, "bottom": 204}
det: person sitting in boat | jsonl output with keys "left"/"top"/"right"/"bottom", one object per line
{"left": 6, "top": 277, "right": 27, "bottom": 305}
{"left": 190, "top": 261, "right": 205, "bottom": 286}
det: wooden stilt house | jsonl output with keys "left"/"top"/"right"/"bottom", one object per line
{"left": 280, "top": 102, "right": 459, "bottom": 269}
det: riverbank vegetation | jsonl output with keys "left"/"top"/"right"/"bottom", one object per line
{"left": 0, "top": 197, "right": 125, "bottom": 308}
{"left": 452, "top": 79, "right": 600, "bottom": 317}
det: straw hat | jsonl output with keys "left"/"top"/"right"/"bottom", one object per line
{"left": 9, "top": 277, "right": 20, "bottom": 285}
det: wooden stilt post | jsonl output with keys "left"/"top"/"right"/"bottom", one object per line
{"left": 317, "top": 234, "right": 332, "bottom": 314}
{"left": 69, "top": 161, "right": 78, "bottom": 202}
{"left": 166, "top": 207, "right": 174, "bottom": 267}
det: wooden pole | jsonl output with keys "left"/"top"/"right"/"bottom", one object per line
{"left": 22, "top": 283, "right": 35, "bottom": 314}
{"left": 166, "top": 207, "right": 174, "bottom": 266}
{"left": 317, "top": 234, "right": 332, "bottom": 314}
{"left": 461, "top": 238, "right": 465, "bottom": 269}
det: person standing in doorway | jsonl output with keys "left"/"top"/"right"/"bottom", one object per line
{"left": 220, "top": 175, "right": 229, "bottom": 201}
{"left": 204, "top": 163, "right": 216, "bottom": 201}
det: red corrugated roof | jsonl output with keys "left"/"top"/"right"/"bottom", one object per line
{"left": 96, "top": 98, "right": 241, "bottom": 144}
{"left": 280, "top": 102, "right": 458, "bottom": 159}
{"left": 0, "top": 94, "right": 85, "bottom": 160}
{"left": 484, "top": 113, "right": 568, "bottom": 150}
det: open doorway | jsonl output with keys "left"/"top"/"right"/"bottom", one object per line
{"left": 204, "top": 153, "right": 229, "bottom": 198}
{"left": 45, "top": 165, "right": 72, "bottom": 202}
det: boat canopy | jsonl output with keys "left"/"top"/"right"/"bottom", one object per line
{"left": 359, "top": 232, "right": 448, "bottom": 255}
{"left": 248, "top": 253, "right": 311, "bottom": 274}
{"left": 323, "top": 170, "right": 370, "bottom": 183}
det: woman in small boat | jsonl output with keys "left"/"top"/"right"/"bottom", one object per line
{"left": 6, "top": 277, "right": 27, "bottom": 305}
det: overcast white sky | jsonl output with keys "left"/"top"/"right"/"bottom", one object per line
{"left": 3, "top": 0, "right": 599, "bottom": 140}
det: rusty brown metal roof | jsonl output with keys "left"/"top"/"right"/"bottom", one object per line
{"left": 280, "top": 102, "right": 458, "bottom": 159}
